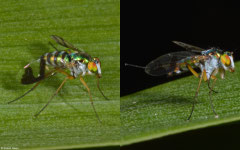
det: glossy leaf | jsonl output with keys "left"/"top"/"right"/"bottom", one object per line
{"left": 121, "top": 62, "right": 240, "bottom": 145}
{"left": 0, "top": 0, "right": 120, "bottom": 149}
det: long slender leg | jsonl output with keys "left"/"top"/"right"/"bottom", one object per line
{"left": 8, "top": 81, "right": 41, "bottom": 104}
{"left": 55, "top": 69, "right": 102, "bottom": 122}
{"left": 34, "top": 77, "right": 68, "bottom": 117}
{"left": 35, "top": 69, "right": 75, "bottom": 117}
{"left": 208, "top": 78, "right": 218, "bottom": 93}
{"left": 96, "top": 76, "right": 109, "bottom": 100}
{"left": 8, "top": 70, "right": 56, "bottom": 104}
{"left": 209, "top": 78, "right": 218, "bottom": 118}
{"left": 80, "top": 76, "right": 101, "bottom": 123}
{"left": 187, "top": 64, "right": 199, "bottom": 78}
{"left": 187, "top": 71, "right": 204, "bottom": 120}
{"left": 203, "top": 70, "right": 208, "bottom": 81}
{"left": 55, "top": 68, "right": 75, "bottom": 79}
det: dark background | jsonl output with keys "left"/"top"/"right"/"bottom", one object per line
{"left": 121, "top": 1, "right": 240, "bottom": 150}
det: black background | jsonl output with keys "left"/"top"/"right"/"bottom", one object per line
{"left": 121, "top": 1, "right": 240, "bottom": 150}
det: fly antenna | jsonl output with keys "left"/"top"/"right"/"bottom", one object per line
{"left": 125, "top": 63, "right": 146, "bottom": 69}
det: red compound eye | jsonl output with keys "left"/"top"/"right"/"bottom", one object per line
{"left": 221, "top": 54, "right": 231, "bottom": 66}
{"left": 88, "top": 62, "right": 97, "bottom": 72}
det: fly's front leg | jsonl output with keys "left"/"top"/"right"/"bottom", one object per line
{"left": 188, "top": 71, "right": 204, "bottom": 120}
{"left": 208, "top": 80, "right": 218, "bottom": 93}
{"left": 80, "top": 76, "right": 102, "bottom": 123}
{"left": 208, "top": 69, "right": 219, "bottom": 93}
{"left": 96, "top": 76, "right": 109, "bottom": 100}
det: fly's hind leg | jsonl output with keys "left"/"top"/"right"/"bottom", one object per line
{"left": 8, "top": 81, "right": 41, "bottom": 104}
{"left": 8, "top": 70, "right": 56, "bottom": 104}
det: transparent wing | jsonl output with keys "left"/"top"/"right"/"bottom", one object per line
{"left": 172, "top": 41, "right": 205, "bottom": 52}
{"left": 51, "top": 35, "right": 91, "bottom": 59}
{"left": 145, "top": 51, "right": 196, "bottom": 76}
{"left": 51, "top": 35, "right": 81, "bottom": 51}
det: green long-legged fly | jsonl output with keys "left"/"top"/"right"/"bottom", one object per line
{"left": 9, "top": 35, "right": 108, "bottom": 123}
{"left": 126, "top": 41, "right": 235, "bottom": 120}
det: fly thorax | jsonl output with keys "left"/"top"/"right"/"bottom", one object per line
{"left": 204, "top": 55, "right": 219, "bottom": 80}
{"left": 70, "top": 61, "right": 87, "bottom": 77}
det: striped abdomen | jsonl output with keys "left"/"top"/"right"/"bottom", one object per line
{"left": 42, "top": 51, "right": 71, "bottom": 68}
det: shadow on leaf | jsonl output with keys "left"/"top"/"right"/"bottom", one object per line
{"left": 121, "top": 92, "right": 194, "bottom": 112}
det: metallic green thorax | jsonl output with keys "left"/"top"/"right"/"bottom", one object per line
{"left": 70, "top": 53, "right": 89, "bottom": 64}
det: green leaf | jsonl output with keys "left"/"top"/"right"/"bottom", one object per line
{"left": 0, "top": 0, "right": 120, "bottom": 149}
{"left": 121, "top": 62, "right": 240, "bottom": 146}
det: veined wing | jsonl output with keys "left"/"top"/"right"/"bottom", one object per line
{"left": 51, "top": 35, "right": 91, "bottom": 59}
{"left": 145, "top": 51, "right": 196, "bottom": 76}
{"left": 172, "top": 41, "right": 205, "bottom": 53}
{"left": 51, "top": 35, "right": 81, "bottom": 51}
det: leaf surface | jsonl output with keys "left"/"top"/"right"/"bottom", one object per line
{"left": 121, "top": 62, "right": 240, "bottom": 145}
{"left": 0, "top": 0, "right": 120, "bottom": 149}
